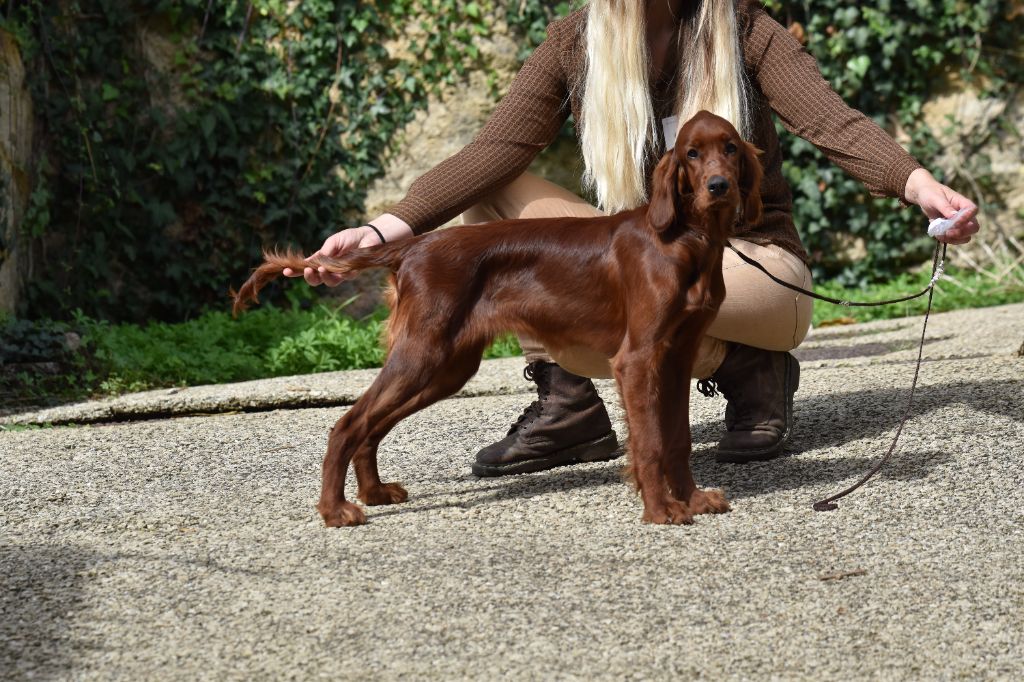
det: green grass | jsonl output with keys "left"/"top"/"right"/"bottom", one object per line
{"left": 81, "top": 305, "right": 526, "bottom": 395}
{"left": 811, "top": 265, "right": 1024, "bottom": 326}
{"left": 1, "top": 264, "right": 1020, "bottom": 405}
{"left": 1, "top": 302, "right": 526, "bottom": 404}
{"left": 83, "top": 305, "right": 391, "bottom": 394}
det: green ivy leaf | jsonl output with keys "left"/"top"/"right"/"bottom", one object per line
{"left": 846, "top": 55, "right": 870, "bottom": 79}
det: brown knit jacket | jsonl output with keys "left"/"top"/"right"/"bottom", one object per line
{"left": 389, "top": 4, "right": 923, "bottom": 263}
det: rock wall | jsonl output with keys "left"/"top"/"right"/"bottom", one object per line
{"left": 362, "top": 18, "right": 584, "bottom": 228}
{"left": 921, "top": 75, "right": 1024, "bottom": 240}
{"left": 0, "top": 28, "right": 33, "bottom": 315}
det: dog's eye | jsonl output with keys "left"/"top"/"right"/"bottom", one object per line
{"left": 725, "top": 142, "right": 738, "bottom": 154}
{"left": 686, "top": 149, "right": 699, "bottom": 159}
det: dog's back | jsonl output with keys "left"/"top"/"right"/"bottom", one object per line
{"left": 233, "top": 207, "right": 720, "bottom": 363}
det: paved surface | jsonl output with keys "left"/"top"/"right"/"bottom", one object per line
{"left": 1, "top": 304, "right": 1022, "bottom": 679}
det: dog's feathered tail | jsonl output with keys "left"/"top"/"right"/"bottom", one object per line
{"left": 230, "top": 245, "right": 406, "bottom": 317}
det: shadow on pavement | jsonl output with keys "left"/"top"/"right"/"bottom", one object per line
{"left": 0, "top": 543, "right": 274, "bottom": 680}
{"left": 792, "top": 334, "right": 950, "bottom": 362}
{"left": 376, "top": 377, "right": 1021, "bottom": 517}
{"left": 695, "top": 376, "right": 1020, "bottom": 499}
{"left": 0, "top": 544, "right": 93, "bottom": 680}
{"left": 693, "top": 377, "right": 1022, "bottom": 452}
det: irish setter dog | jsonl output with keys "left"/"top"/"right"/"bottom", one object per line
{"left": 232, "top": 111, "right": 763, "bottom": 526}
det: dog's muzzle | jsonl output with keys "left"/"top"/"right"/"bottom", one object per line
{"left": 707, "top": 176, "right": 730, "bottom": 197}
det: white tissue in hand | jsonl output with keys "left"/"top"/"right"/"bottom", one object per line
{"left": 928, "top": 208, "right": 969, "bottom": 237}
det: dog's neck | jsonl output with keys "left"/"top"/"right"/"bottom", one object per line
{"left": 674, "top": 199, "right": 735, "bottom": 247}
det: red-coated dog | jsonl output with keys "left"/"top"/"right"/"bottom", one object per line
{"left": 232, "top": 111, "right": 763, "bottom": 526}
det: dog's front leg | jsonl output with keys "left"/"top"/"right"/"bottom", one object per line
{"left": 661, "top": 336, "right": 730, "bottom": 517}
{"left": 612, "top": 347, "right": 692, "bottom": 525}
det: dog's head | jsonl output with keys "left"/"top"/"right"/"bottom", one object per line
{"left": 647, "top": 110, "right": 762, "bottom": 238}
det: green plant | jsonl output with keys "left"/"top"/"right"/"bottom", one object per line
{"left": 80, "top": 303, "right": 363, "bottom": 392}
{"left": 0, "top": 316, "right": 73, "bottom": 364}
{"left": 0, "top": 315, "right": 92, "bottom": 407}
{"left": 504, "top": 0, "right": 573, "bottom": 60}
{"left": 763, "top": 0, "right": 1022, "bottom": 285}
{"left": 264, "top": 306, "right": 387, "bottom": 375}
{"left": 2, "top": 0, "right": 1020, "bottom": 324}
{"left": 3, "top": 261, "right": 1019, "bottom": 404}
{"left": 812, "top": 264, "right": 1024, "bottom": 326}
{"left": 2, "top": 0, "right": 498, "bottom": 322}
{"left": 73, "top": 301, "right": 521, "bottom": 396}
{"left": 483, "top": 333, "right": 522, "bottom": 359}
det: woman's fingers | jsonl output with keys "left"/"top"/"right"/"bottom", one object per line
{"left": 939, "top": 200, "right": 980, "bottom": 243}
{"left": 280, "top": 232, "right": 355, "bottom": 284}
{"left": 281, "top": 227, "right": 377, "bottom": 286}
{"left": 303, "top": 266, "right": 323, "bottom": 286}
{"left": 316, "top": 268, "right": 345, "bottom": 287}
{"left": 921, "top": 186, "right": 981, "bottom": 245}
{"left": 937, "top": 211, "right": 978, "bottom": 244}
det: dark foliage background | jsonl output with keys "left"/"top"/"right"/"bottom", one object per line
{"left": 1, "top": 0, "right": 1020, "bottom": 322}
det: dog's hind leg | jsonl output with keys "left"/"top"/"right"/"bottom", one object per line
{"left": 317, "top": 400, "right": 376, "bottom": 527}
{"left": 352, "top": 342, "right": 485, "bottom": 507}
{"left": 318, "top": 338, "right": 486, "bottom": 527}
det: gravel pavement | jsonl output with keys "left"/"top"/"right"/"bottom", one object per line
{"left": 1, "top": 303, "right": 1022, "bottom": 680}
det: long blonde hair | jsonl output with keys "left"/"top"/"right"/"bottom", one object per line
{"left": 579, "top": 0, "right": 752, "bottom": 213}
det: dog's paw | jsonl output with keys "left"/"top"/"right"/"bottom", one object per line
{"left": 688, "top": 488, "right": 730, "bottom": 516}
{"left": 642, "top": 499, "right": 693, "bottom": 525}
{"left": 358, "top": 482, "right": 409, "bottom": 506}
{"left": 319, "top": 501, "right": 367, "bottom": 527}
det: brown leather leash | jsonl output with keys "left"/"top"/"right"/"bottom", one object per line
{"left": 727, "top": 241, "right": 948, "bottom": 511}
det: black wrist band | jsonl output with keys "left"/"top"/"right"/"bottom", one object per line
{"left": 365, "top": 223, "right": 386, "bottom": 244}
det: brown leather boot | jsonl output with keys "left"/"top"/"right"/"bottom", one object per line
{"left": 472, "top": 361, "right": 620, "bottom": 477}
{"left": 698, "top": 343, "right": 800, "bottom": 463}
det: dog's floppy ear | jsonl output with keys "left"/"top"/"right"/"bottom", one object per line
{"left": 739, "top": 140, "right": 764, "bottom": 226}
{"left": 647, "top": 151, "right": 685, "bottom": 233}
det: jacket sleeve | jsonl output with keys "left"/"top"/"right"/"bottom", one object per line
{"left": 744, "top": 9, "right": 922, "bottom": 202}
{"left": 388, "top": 28, "right": 571, "bottom": 234}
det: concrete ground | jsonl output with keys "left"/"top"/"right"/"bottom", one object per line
{"left": 1, "top": 303, "right": 1022, "bottom": 680}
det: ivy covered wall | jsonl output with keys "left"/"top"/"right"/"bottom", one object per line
{"left": 0, "top": 0, "right": 1020, "bottom": 322}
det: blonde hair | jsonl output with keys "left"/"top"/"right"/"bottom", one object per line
{"left": 579, "top": 0, "right": 752, "bottom": 213}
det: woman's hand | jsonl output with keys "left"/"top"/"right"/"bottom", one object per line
{"left": 904, "top": 168, "right": 980, "bottom": 245}
{"left": 284, "top": 214, "right": 414, "bottom": 286}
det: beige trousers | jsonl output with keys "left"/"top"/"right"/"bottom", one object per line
{"left": 461, "top": 173, "right": 813, "bottom": 379}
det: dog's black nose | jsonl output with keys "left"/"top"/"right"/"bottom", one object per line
{"left": 707, "top": 176, "right": 729, "bottom": 196}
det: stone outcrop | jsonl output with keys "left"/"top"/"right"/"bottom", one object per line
{"left": 362, "top": 19, "right": 583, "bottom": 227}
{"left": 920, "top": 74, "right": 1024, "bottom": 241}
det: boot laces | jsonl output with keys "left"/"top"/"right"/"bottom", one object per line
{"left": 696, "top": 378, "right": 720, "bottom": 398}
{"left": 508, "top": 362, "right": 552, "bottom": 434}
